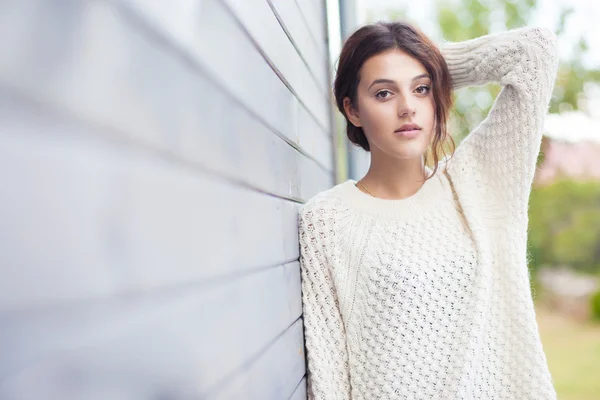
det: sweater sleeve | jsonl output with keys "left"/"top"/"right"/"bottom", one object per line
{"left": 298, "top": 203, "right": 352, "bottom": 400}
{"left": 441, "top": 27, "right": 559, "bottom": 216}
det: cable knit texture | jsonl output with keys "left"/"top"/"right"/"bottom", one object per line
{"left": 298, "top": 27, "right": 559, "bottom": 399}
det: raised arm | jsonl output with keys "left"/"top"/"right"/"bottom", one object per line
{"left": 298, "top": 204, "right": 352, "bottom": 400}
{"left": 442, "top": 27, "right": 559, "bottom": 217}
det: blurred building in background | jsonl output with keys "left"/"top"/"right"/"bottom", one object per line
{"left": 536, "top": 137, "right": 600, "bottom": 186}
{"left": 535, "top": 111, "right": 600, "bottom": 186}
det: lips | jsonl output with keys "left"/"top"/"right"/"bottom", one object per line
{"left": 395, "top": 123, "right": 421, "bottom": 133}
{"left": 394, "top": 123, "right": 421, "bottom": 138}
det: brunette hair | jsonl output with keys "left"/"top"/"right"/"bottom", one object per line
{"left": 333, "top": 21, "right": 455, "bottom": 179}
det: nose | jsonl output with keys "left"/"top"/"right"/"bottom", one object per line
{"left": 398, "top": 95, "right": 416, "bottom": 117}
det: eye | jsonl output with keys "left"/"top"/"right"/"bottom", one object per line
{"left": 415, "top": 85, "right": 431, "bottom": 95}
{"left": 375, "top": 90, "right": 393, "bottom": 99}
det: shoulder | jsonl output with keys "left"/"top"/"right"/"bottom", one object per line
{"left": 299, "top": 181, "right": 353, "bottom": 221}
{"left": 298, "top": 181, "right": 357, "bottom": 241}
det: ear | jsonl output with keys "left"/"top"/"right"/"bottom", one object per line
{"left": 343, "top": 96, "right": 362, "bottom": 128}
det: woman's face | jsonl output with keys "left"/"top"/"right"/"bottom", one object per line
{"left": 344, "top": 49, "right": 435, "bottom": 160}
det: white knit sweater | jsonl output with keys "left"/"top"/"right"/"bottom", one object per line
{"left": 298, "top": 27, "right": 559, "bottom": 399}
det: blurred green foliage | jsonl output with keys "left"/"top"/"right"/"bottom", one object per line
{"left": 528, "top": 179, "right": 600, "bottom": 275}
{"left": 591, "top": 290, "right": 600, "bottom": 321}
{"left": 434, "top": 0, "right": 600, "bottom": 141}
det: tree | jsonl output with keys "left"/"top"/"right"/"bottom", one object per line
{"left": 528, "top": 179, "right": 600, "bottom": 274}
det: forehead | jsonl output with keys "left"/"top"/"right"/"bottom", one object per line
{"left": 359, "top": 49, "right": 427, "bottom": 84}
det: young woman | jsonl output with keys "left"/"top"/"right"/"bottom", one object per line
{"left": 298, "top": 21, "right": 559, "bottom": 399}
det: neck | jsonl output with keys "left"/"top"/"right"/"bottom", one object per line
{"left": 360, "top": 152, "right": 427, "bottom": 200}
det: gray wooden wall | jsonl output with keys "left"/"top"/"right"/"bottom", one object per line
{"left": 0, "top": 0, "right": 336, "bottom": 399}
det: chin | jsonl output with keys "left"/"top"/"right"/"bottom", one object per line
{"left": 385, "top": 142, "right": 429, "bottom": 160}
{"left": 381, "top": 149, "right": 426, "bottom": 162}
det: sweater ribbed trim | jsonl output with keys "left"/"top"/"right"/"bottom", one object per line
{"left": 331, "top": 167, "right": 448, "bottom": 220}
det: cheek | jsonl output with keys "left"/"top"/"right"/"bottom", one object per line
{"left": 420, "top": 99, "right": 436, "bottom": 129}
{"left": 422, "top": 97, "right": 435, "bottom": 116}
{"left": 361, "top": 101, "right": 398, "bottom": 130}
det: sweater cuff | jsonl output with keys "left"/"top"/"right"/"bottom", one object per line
{"left": 441, "top": 44, "right": 477, "bottom": 90}
{"left": 440, "top": 35, "right": 495, "bottom": 90}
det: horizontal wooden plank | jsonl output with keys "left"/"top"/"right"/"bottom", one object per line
{"left": 0, "top": 98, "right": 332, "bottom": 309}
{"left": 0, "top": 83, "right": 333, "bottom": 204}
{"left": 220, "top": 0, "right": 329, "bottom": 124}
{"left": 298, "top": 100, "right": 334, "bottom": 170}
{"left": 296, "top": 0, "right": 327, "bottom": 56}
{"left": 114, "top": 0, "right": 332, "bottom": 139}
{"left": 267, "top": 0, "right": 329, "bottom": 91}
{"left": 197, "top": 261, "right": 303, "bottom": 393}
{"left": 0, "top": 0, "right": 335, "bottom": 174}
{"left": 0, "top": 262, "right": 302, "bottom": 397}
{"left": 290, "top": 376, "right": 308, "bottom": 400}
{"left": 198, "top": 71, "right": 334, "bottom": 186}
{"left": 210, "top": 318, "right": 305, "bottom": 400}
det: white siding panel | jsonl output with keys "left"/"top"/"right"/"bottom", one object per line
{"left": 0, "top": 262, "right": 302, "bottom": 398}
{"left": 268, "top": 0, "right": 329, "bottom": 90}
{"left": 0, "top": 0, "right": 337, "bottom": 397}
{"left": 210, "top": 318, "right": 305, "bottom": 399}
{"left": 221, "top": 0, "right": 329, "bottom": 127}
{"left": 290, "top": 377, "right": 308, "bottom": 400}
{"left": 0, "top": 117, "right": 306, "bottom": 310}
{"left": 296, "top": 0, "right": 327, "bottom": 56}
{"left": 0, "top": 0, "right": 333, "bottom": 176}
{"left": 117, "top": 0, "right": 331, "bottom": 147}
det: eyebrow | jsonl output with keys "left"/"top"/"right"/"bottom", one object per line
{"left": 368, "top": 74, "right": 431, "bottom": 90}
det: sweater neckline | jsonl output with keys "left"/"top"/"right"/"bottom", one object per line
{"left": 333, "top": 167, "right": 447, "bottom": 219}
